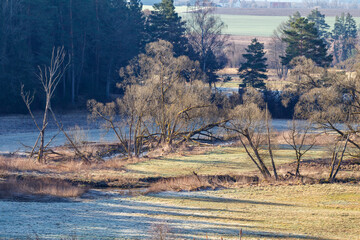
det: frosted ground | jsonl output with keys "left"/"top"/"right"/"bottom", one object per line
{"left": 0, "top": 190, "right": 315, "bottom": 239}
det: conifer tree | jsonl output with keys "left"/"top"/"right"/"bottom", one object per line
{"left": 332, "top": 13, "right": 358, "bottom": 63}
{"left": 281, "top": 17, "right": 332, "bottom": 67}
{"left": 307, "top": 8, "right": 330, "bottom": 41}
{"left": 239, "top": 38, "right": 267, "bottom": 89}
{"left": 146, "top": 0, "right": 189, "bottom": 56}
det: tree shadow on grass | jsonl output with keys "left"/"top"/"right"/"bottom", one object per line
{"left": 151, "top": 192, "right": 294, "bottom": 207}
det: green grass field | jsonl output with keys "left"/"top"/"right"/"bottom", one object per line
{"left": 143, "top": 6, "right": 360, "bottom": 37}
{"left": 183, "top": 14, "right": 360, "bottom": 37}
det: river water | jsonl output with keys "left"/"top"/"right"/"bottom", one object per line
{"left": 0, "top": 112, "right": 294, "bottom": 154}
{"left": 0, "top": 112, "right": 118, "bottom": 154}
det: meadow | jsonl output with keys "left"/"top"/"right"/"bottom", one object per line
{"left": 184, "top": 14, "right": 360, "bottom": 37}
{"left": 1, "top": 134, "right": 360, "bottom": 239}
{"left": 143, "top": 5, "right": 360, "bottom": 37}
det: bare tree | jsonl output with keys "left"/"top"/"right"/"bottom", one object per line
{"left": 283, "top": 120, "right": 317, "bottom": 177}
{"left": 328, "top": 134, "right": 349, "bottom": 182}
{"left": 225, "top": 88, "right": 275, "bottom": 180}
{"left": 21, "top": 47, "right": 70, "bottom": 163}
{"left": 89, "top": 40, "right": 226, "bottom": 157}
{"left": 292, "top": 57, "right": 360, "bottom": 151}
{"left": 265, "top": 105, "right": 278, "bottom": 180}
{"left": 88, "top": 87, "right": 149, "bottom": 159}
{"left": 186, "top": 0, "right": 229, "bottom": 88}
{"left": 268, "top": 28, "right": 287, "bottom": 79}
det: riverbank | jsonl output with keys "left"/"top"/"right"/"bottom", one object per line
{"left": 1, "top": 138, "right": 360, "bottom": 239}
{"left": 1, "top": 138, "right": 359, "bottom": 198}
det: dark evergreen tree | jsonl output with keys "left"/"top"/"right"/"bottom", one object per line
{"left": 332, "top": 13, "right": 358, "bottom": 63}
{"left": 239, "top": 38, "right": 267, "bottom": 89}
{"left": 281, "top": 17, "right": 332, "bottom": 67}
{"left": 307, "top": 8, "right": 330, "bottom": 41}
{"left": 146, "top": 0, "right": 189, "bottom": 56}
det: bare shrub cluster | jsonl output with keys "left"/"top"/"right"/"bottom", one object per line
{"left": 89, "top": 40, "right": 227, "bottom": 158}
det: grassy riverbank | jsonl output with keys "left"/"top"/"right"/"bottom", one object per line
{"left": 1, "top": 138, "right": 360, "bottom": 239}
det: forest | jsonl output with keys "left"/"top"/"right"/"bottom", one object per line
{"left": 1, "top": 0, "right": 359, "bottom": 116}
{"left": 0, "top": 0, "right": 227, "bottom": 113}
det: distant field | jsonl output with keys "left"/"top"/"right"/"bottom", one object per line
{"left": 215, "top": 7, "right": 360, "bottom": 17}
{"left": 187, "top": 14, "right": 360, "bottom": 36}
{"left": 143, "top": 5, "right": 360, "bottom": 37}
{"left": 143, "top": 5, "right": 188, "bottom": 13}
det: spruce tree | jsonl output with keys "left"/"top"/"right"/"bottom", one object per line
{"left": 281, "top": 17, "right": 332, "bottom": 67}
{"left": 239, "top": 38, "right": 268, "bottom": 89}
{"left": 146, "top": 0, "right": 189, "bottom": 56}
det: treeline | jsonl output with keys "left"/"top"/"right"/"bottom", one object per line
{"left": 0, "top": 0, "right": 145, "bottom": 113}
{"left": 0, "top": 0, "right": 226, "bottom": 113}
{"left": 268, "top": 9, "right": 359, "bottom": 79}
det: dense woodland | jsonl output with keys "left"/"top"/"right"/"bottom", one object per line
{"left": 0, "top": 0, "right": 359, "bottom": 115}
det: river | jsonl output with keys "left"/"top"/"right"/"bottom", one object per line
{"left": 0, "top": 112, "right": 294, "bottom": 154}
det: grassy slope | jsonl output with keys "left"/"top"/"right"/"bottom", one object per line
{"left": 123, "top": 146, "right": 325, "bottom": 178}
{"left": 134, "top": 184, "right": 360, "bottom": 239}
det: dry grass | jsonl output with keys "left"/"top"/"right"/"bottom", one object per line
{"left": 148, "top": 174, "right": 259, "bottom": 193}
{"left": 0, "top": 176, "right": 86, "bottom": 199}
{"left": 0, "top": 155, "right": 142, "bottom": 189}
{"left": 135, "top": 183, "right": 360, "bottom": 239}
{"left": 277, "top": 158, "right": 360, "bottom": 183}
{"left": 0, "top": 156, "right": 48, "bottom": 172}
{"left": 0, "top": 134, "right": 358, "bottom": 194}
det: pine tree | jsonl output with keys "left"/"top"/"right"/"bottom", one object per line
{"left": 239, "top": 38, "right": 268, "bottom": 89}
{"left": 307, "top": 8, "right": 330, "bottom": 40}
{"left": 281, "top": 17, "right": 332, "bottom": 67}
{"left": 146, "top": 0, "right": 189, "bottom": 56}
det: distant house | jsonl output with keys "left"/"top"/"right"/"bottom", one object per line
{"left": 270, "top": 2, "right": 291, "bottom": 8}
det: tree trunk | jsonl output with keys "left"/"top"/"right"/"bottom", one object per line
{"left": 69, "top": 0, "right": 75, "bottom": 104}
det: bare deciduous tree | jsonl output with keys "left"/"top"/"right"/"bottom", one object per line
{"left": 291, "top": 57, "right": 360, "bottom": 151}
{"left": 283, "top": 120, "right": 317, "bottom": 177}
{"left": 226, "top": 88, "right": 276, "bottom": 180}
{"left": 328, "top": 134, "right": 349, "bottom": 182}
{"left": 186, "top": 0, "right": 229, "bottom": 87}
{"left": 268, "top": 28, "right": 287, "bottom": 79}
{"left": 21, "top": 47, "right": 70, "bottom": 163}
{"left": 89, "top": 40, "right": 226, "bottom": 158}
